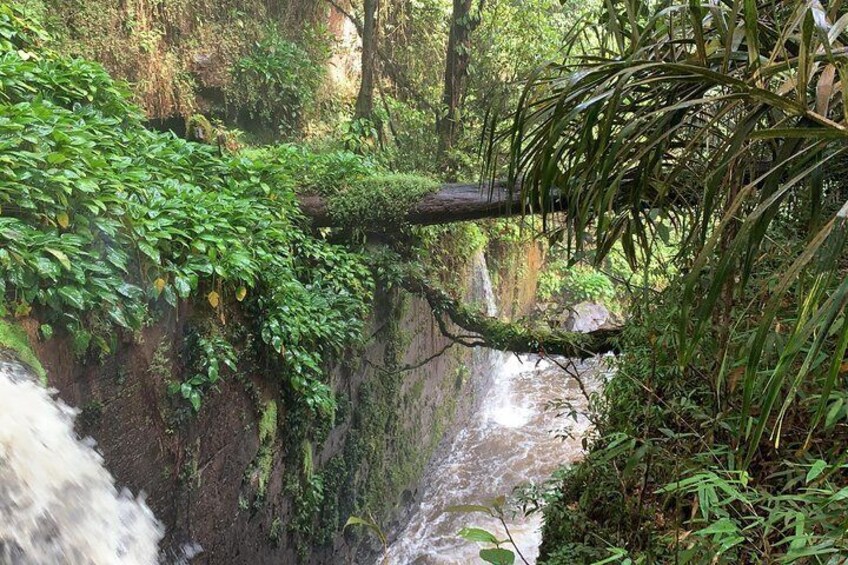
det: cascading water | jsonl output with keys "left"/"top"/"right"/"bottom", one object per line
{"left": 383, "top": 253, "right": 600, "bottom": 564}
{"left": 0, "top": 354, "right": 163, "bottom": 564}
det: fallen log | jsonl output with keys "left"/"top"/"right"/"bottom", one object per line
{"left": 298, "top": 181, "right": 535, "bottom": 227}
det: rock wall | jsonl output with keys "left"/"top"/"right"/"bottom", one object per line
{"left": 16, "top": 242, "right": 540, "bottom": 564}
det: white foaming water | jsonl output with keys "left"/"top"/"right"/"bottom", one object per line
{"left": 0, "top": 356, "right": 163, "bottom": 564}
{"left": 383, "top": 255, "right": 599, "bottom": 564}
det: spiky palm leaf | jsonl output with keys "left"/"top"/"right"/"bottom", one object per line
{"left": 494, "top": 0, "right": 848, "bottom": 465}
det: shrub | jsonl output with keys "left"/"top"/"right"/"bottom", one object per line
{"left": 229, "top": 27, "right": 329, "bottom": 135}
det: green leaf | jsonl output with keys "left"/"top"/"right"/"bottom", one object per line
{"left": 174, "top": 276, "right": 191, "bottom": 298}
{"left": 458, "top": 527, "right": 499, "bottom": 544}
{"left": 57, "top": 286, "right": 85, "bottom": 309}
{"left": 46, "top": 152, "right": 67, "bottom": 165}
{"left": 696, "top": 517, "right": 739, "bottom": 536}
{"left": 39, "top": 324, "right": 53, "bottom": 340}
{"left": 806, "top": 459, "right": 827, "bottom": 484}
{"left": 479, "top": 548, "right": 515, "bottom": 565}
{"left": 189, "top": 390, "right": 201, "bottom": 412}
{"left": 343, "top": 515, "right": 387, "bottom": 547}
{"left": 825, "top": 398, "right": 844, "bottom": 428}
{"left": 108, "top": 307, "right": 131, "bottom": 329}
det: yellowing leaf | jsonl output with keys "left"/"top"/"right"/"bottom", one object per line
{"left": 14, "top": 301, "right": 31, "bottom": 318}
{"left": 45, "top": 248, "right": 71, "bottom": 270}
{"left": 236, "top": 286, "right": 247, "bottom": 302}
{"left": 57, "top": 212, "right": 70, "bottom": 229}
{"left": 207, "top": 290, "right": 220, "bottom": 308}
{"left": 153, "top": 278, "right": 167, "bottom": 294}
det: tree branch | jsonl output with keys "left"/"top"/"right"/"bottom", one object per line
{"left": 402, "top": 273, "right": 621, "bottom": 358}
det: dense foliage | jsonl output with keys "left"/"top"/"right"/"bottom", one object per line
{"left": 229, "top": 26, "right": 330, "bottom": 136}
{"left": 491, "top": 0, "right": 848, "bottom": 562}
{"left": 0, "top": 5, "right": 373, "bottom": 414}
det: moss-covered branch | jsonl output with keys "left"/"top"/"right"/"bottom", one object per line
{"left": 401, "top": 274, "right": 621, "bottom": 358}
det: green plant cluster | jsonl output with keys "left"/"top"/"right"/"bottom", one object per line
{"left": 537, "top": 262, "right": 615, "bottom": 305}
{"left": 0, "top": 8, "right": 373, "bottom": 413}
{"left": 413, "top": 222, "right": 489, "bottom": 297}
{"left": 229, "top": 27, "right": 330, "bottom": 135}
{"left": 0, "top": 318, "right": 46, "bottom": 382}
{"left": 326, "top": 173, "right": 439, "bottom": 230}
{"left": 538, "top": 283, "right": 848, "bottom": 564}
{"left": 170, "top": 326, "right": 238, "bottom": 412}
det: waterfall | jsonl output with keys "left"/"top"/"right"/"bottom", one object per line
{"left": 0, "top": 355, "right": 163, "bottom": 564}
{"left": 470, "top": 249, "right": 498, "bottom": 318}
{"left": 383, "top": 252, "right": 599, "bottom": 564}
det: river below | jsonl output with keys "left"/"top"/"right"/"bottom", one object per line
{"left": 382, "top": 351, "right": 603, "bottom": 564}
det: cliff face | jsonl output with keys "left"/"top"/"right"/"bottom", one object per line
{"left": 18, "top": 242, "right": 541, "bottom": 564}
{"left": 31, "top": 0, "right": 355, "bottom": 132}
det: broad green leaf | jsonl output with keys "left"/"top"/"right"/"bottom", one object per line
{"left": 57, "top": 286, "right": 84, "bottom": 309}
{"left": 457, "top": 527, "right": 499, "bottom": 544}
{"left": 479, "top": 548, "right": 515, "bottom": 565}
{"left": 45, "top": 248, "right": 71, "bottom": 270}
{"left": 173, "top": 276, "right": 191, "bottom": 299}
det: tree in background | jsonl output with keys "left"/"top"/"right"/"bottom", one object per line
{"left": 437, "top": 0, "right": 485, "bottom": 172}
{"left": 354, "top": 0, "right": 379, "bottom": 120}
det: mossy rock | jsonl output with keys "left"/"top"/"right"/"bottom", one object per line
{"left": 186, "top": 114, "right": 214, "bottom": 144}
{"left": 0, "top": 319, "right": 47, "bottom": 383}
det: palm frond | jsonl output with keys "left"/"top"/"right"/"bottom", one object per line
{"left": 488, "top": 0, "right": 848, "bottom": 463}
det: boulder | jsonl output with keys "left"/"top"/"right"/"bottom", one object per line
{"left": 563, "top": 302, "right": 611, "bottom": 333}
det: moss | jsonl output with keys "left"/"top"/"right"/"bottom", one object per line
{"left": 259, "top": 399, "right": 278, "bottom": 444}
{"left": 186, "top": 113, "right": 214, "bottom": 144}
{"left": 149, "top": 339, "right": 173, "bottom": 380}
{"left": 269, "top": 517, "right": 283, "bottom": 546}
{"left": 323, "top": 288, "right": 470, "bottom": 546}
{"left": 453, "top": 363, "right": 469, "bottom": 391}
{"left": 253, "top": 399, "right": 278, "bottom": 502}
{"left": 180, "top": 438, "right": 202, "bottom": 490}
{"left": 78, "top": 400, "right": 104, "bottom": 428}
{"left": 0, "top": 319, "right": 46, "bottom": 383}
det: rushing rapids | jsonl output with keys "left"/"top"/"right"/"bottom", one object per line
{"left": 0, "top": 354, "right": 162, "bottom": 564}
{"left": 383, "top": 253, "right": 603, "bottom": 564}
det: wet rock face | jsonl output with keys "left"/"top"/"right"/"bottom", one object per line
{"left": 534, "top": 301, "right": 622, "bottom": 334}
{"left": 563, "top": 302, "right": 612, "bottom": 333}
{"left": 16, "top": 244, "right": 544, "bottom": 564}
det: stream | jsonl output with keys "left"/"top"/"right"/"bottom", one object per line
{"left": 382, "top": 354, "right": 599, "bottom": 564}
{"left": 383, "top": 255, "right": 602, "bottom": 564}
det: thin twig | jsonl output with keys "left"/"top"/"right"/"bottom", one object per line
{"left": 498, "top": 514, "right": 531, "bottom": 565}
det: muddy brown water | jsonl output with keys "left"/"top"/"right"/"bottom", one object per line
{"left": 381, "top": 352, "right": 604, "bottom": 564}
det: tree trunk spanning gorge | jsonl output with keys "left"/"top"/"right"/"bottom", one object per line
{"left": 402, "top": 273, "right": 621, "bottom": 358}
{"left": 298, "top": 180, "right": 565, "bottom": 226}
